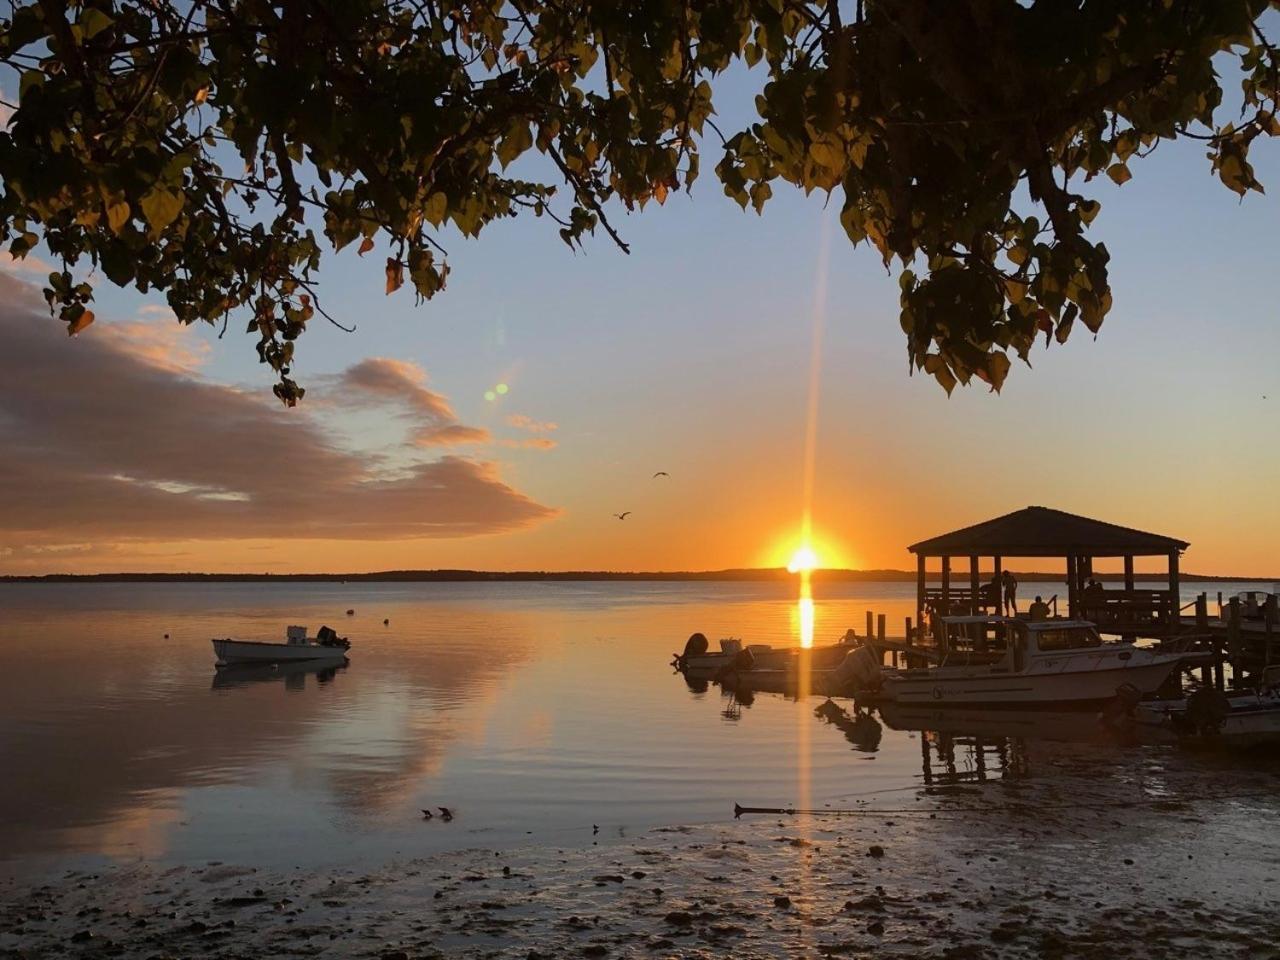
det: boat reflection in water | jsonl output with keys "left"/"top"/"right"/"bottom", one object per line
{"left": 875, "top": 701, "right": 1149, "bottom": 791}
{"left": 211, "top": 658, "right": 350, "bottom": 692}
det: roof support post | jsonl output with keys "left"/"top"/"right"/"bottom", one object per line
{"left": 969, "top": 555, "right": 980, "bottom": 615}
{"left": 1169, "top": 550, "right": 1181, "bottom": 635}
{"left": 941, "top": 556, "right": 951, "bottom": 617}
{"left": 993, "top": 555, "right": 1002, "bottom": 614}
{"left": 1066, "top": 554, "right": 1079, "bottom": 619}
{"left": 915, "top": 554, "right": 925, "bottom": 645}
{"left": 1122, "top": 555, "right": 1137, "bottom": 641}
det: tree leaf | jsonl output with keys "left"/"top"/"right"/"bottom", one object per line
{"left": 79, "top": 8, "right": 114, "bottom": 39}
{"left": 67, "top": 309, "right": 95, "bottom": 336}
{"left": 1106, "top": 163, "right": 1132, "bottom": 185}
{"left": 425, "top": 192, "right": 448, "bottom": 227}
{"left": 106, "top": 200, "right": 131, "bottom": 234}
{"left": 138, "top": 187, "right": 184, "bottom": 237}
{"left": 385, "top": 258, "right": 404, "bottom": 294}
{"left": 358, "top": 236, "right": 375, "bottom": 256}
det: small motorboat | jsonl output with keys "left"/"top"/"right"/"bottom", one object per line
{"left": 212, "top": 624, "right": 351, "bottom": 666}
{"left": 860, "top": 616, "right": 1196, "bottom": 708}
{"left": 1136, "top": 668, "right": 1280, "bottom": 748}
{"left": 672, "top": 631, "right": 858, "bottom": 678}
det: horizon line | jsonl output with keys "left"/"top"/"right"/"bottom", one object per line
{"left": 2, "top": 567, "right": 1277, "bottom": 583}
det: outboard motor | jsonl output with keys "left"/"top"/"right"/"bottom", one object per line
{"left": 830, "top": 645, "right": 883, "bottom": 695}
{"left": 1180, "top": 687, "right": 1231, "bottom": 737}
{"left": 673, "top": 632, "right": 710, "bottom": 671}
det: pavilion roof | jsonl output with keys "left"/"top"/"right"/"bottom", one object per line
{"left": 908, "top": 506, "right": 1188, "bottom": 558}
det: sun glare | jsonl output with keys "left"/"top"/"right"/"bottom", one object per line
{"left": 787, "top": 545, "right": 819, "bottom": 574}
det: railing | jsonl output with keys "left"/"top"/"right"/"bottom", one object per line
{"left": 1080, "top": 589, "right": 1177, "bottom": 629}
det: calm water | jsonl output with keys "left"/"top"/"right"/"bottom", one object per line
{"left": 1, "top": 579, "right": 1274, "bottom": 876}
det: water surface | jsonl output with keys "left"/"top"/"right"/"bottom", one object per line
{"left": 2, "top": 579, "right": 1274, "bottom": 876}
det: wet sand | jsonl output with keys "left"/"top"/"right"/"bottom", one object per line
{"left": 3, "top": 743, "right": 1278, "bottom": 959}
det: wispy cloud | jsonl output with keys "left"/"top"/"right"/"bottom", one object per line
{"left": 337, "top": 357, "right": 492, "bottom": 446}
{"left": 0, "top": 274, "right": 556, "bottom": 559}
{"left": 507, "top": 414, "right": 558, "bottom": 433}
{"left": 0, "top": 250, "right": 52, "bottom": 276}
{"left": 500, "top": 437, "right": 558, "bottom": 450}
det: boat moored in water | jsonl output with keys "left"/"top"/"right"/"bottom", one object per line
{"left": 672, "top": 631, "right": 858, "bottom": 678}
{"left": 1135, "top": 667, "right": 1280, "bottom": 748}
{"left": 861, "top": 616, "right": 1196, "bottom": 708}
{"left": 212, "top": 625, "right": 351, "bottom": 666}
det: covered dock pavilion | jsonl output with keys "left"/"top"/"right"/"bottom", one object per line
{"left": 907, "top": 506, "right": 1189, "bottom": 641}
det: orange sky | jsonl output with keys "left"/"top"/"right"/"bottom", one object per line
{"left": 2, "top": 126, "right": 1279, "bottom": 578}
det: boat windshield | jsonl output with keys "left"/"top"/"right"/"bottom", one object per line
{"left": 943, "top": 619, "right": 1011, "bottom": 662}
{"left": 1035, "top": 626, "right": 1103, "bottom": 651}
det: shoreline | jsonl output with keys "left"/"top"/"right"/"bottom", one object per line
{"left": 2, "top": 570, "right": 1275, "bottom": 584}
{"left": 4, "top": 744, "right": 1279, "bottom": 958}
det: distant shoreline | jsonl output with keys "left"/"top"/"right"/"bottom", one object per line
{"left": 1, "top": 568, "right": 1273, "bottom": 584}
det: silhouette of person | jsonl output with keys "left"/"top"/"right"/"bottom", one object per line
{"left": 1001, "top": 570, "right": 1018, "bottom": 617}
{"left": 1029, "top": 595, "right": 1050, "bottom": 621}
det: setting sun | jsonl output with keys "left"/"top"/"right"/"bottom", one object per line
{"left": 787, "top": 545, "right": 820, "bottom": 574}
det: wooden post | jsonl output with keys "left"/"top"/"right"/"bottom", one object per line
{"left": 1265, "top": 596, "right": 1276, "bottom": 671}
{"left": 877, "top": 613, "right": 886, "bottom": 642}
{"left": 1169, "top": 550, "right": 1181, "bottom": 637}
{"left": 915, "top": 554, "right": 926, "bottom": 645}
{"left": 905, "top": 616, "right": 913, "bottom": 644}
{"left": 1222, "top": 596, "right": 1238, "bottom": 692}
{"left": 866, "top": 610, "right": 874, "bottom": 641}
{"left": 1066, "top": 554, "right": 1078, "bottom": 619}
{"left": 1196, "top": 593, "right": 1212, "bottom": 687}
{"left": 941, "top": 556, "right": 951, "bottom": 617}
{"left": 1123, "top": 555, "right": 1135, "bottom": 591}
{"left": 969, "top": 555, "right": 980, "bottom": 615}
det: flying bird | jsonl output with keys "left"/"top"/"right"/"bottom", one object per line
{"left": 439, "top": 807, "right": 454, "bottom": 821}
{"left": 613, "top": 512, "right": 631, "bottom": 520}
{"left": 421, "top": 809, "right": 433, "bottom": 819}
{"left": 652, "top": 471, "right": 669, "bottom": 478}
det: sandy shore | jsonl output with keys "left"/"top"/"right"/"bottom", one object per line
{"left": 3, "top": 744, "right": 1279, "bottom": 959}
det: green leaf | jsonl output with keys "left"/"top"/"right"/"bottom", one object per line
{"left": 138, "top": 187, "right": 184, "bottom": 237}
{"left": 106, "top": 200, "right": 131, "bottom": 234}
{"left": 424, "top": 191, "right": 448, "bottom": 227}
{"left": 496, "top": 122, "right": 533, "bottom": 169}
{"left": 80, "top": 8, "right": 115, "bottom": 39}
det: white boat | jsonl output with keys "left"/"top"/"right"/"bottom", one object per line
{"left": 212, "top": 625, "right": 351, "bottom": 666}
{"left": 673, "top": 631, "right": 856, "bottom": 677}
{"left": 863, "top": 616, "right": 1191, "bottom": 708}
{"left": 1136, "top": 668, "right": 1280, "bottom": 748}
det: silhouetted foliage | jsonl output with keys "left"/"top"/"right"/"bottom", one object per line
{"left": 2, "top": 1, "right": 1277, "bottom": 401}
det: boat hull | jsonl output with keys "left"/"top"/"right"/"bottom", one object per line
{"left": 212, "top": 638, "right": 350, "bottom": 666}
{"left": 875, "top": 658, "right": 1180, "bottom": 707}
{"left": 679, "top": 643, "right": 853, "bottom": 678}
{"left": 1137, "top": 694, "right": 1280, "bottom": 748}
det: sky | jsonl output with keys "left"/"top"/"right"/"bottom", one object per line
{"left": 2, "top": 65, "right": 1279, "bottom": 577}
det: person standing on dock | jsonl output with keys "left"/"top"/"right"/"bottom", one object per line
{"left": 1001, "top": 570, "right": 1019, "bottom": 617}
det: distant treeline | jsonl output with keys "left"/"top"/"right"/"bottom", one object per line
{"left": 0, "top": 568, "right": 1264, "bottom": 584}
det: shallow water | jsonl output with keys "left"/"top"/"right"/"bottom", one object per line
{"left": 1, "top": 579, "right": 1275, "bottom": 877}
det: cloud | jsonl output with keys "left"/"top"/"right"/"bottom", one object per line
{"left": 507, "top": 414, "right": 558, "bottom": 433}
{"left": 0, "top": 274, "right": 556, "bottom": 554}
{"left": 97, "top": 315, "right": 212, "bottom": 373}
{"left": 337, "top": 357, "right": 491, "bottom": 446}
{"left": 415, "top": 423, "right": 492, "bottom": 447}
{"left": 0, "top": 250, "right": 53, "bottom": 276}
{"left": 500, "top": 437, "right": 558, "bottom": 450}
